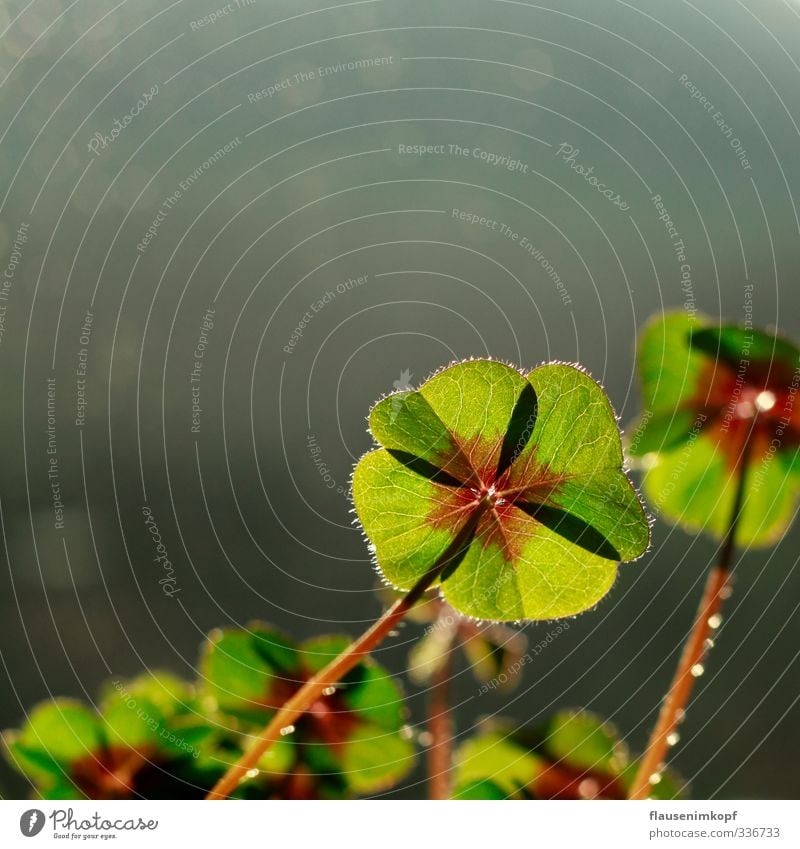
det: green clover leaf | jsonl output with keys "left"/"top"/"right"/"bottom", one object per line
{"left": 629, "top": 312, "right": 800, "bottom": 546}
{"left": 452, "top": 710, "right": 685, "bottom": 800}
{"left": 353, "top": 359, "right": 650, "bottom": 621}
{"left": 199, "top": 624, "right": 415, "bottom": 796}
{"left": 4, "top": 674, "right": 213, "bottom": 800}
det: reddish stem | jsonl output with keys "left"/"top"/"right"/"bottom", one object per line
{"left": 629, "top": 421, "right": 754, "bottom": 800}
{"left": 207, "top": 514, "right": 480, "bottom": 800}
{"left": 427, "top": 647, "right": 455, "bottom": 800}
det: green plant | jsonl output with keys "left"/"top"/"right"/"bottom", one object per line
{"left": 379, "top": 585, "right": 529, "bottom": 798}
{"left": 4, "top": 628, "right": 414, "bottom": 800}
{"left": 626, "top": 312, "right": 799, "bottom": 799}
{"left": 207, "top": 358, "right": 650, "bottom": 799}
{"left": 452, "top": 710, "right": 684, "bottom": 800}
{"left": 356, "top": 359, "right": 650, "bottom": 620}
{"left": 4, "top": 673, "right": 218, "bottom": 800}
{"left": 10, "top": 328, "right": 791, "bottom": 802}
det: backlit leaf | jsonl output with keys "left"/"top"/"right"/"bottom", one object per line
{"left": 13, "top": 701, "right": 103, "bottom": 767}
{"left": 338, "top": 725, "right": 416, "bottom": 795}
{"left": 629, "top": 312, "right": 800, "bottom": 546}
{"left": 354, "top": 360, "right": 650, "bottom": 621}
{"left": 4, "top": 689, "right": 215, "bottom": 800}
{"left": 452, "top": 711, "right": 685, "bottom": 799}
{"left": 197, "top": 624, "right": 415, "bottom": 796}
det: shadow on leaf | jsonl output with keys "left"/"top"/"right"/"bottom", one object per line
{"left": 516, "top": 501, "right": 621, "bottom": 560}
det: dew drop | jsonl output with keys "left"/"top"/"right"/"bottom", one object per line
{"left": 691, "top": 663, "right": 704, "bottom": 677}
{"left": 648, "top": 773, "right": 662, "bottom": 785}
{"left": 641, "top": 452, "right": 659, "bottom": 470}
{"left": 245, "top": 768, "right": 259, "bottom": 779}
{"left": 280, "top": 724, "right": 296, "bottom": 737}
{"left": 666, "top": 732, "right": 680, "bottom": 747}
{"left": 755, "top": 390, "right": 777, "bottom": 412}
{"left": 675, "top": 709, "right": 686, "bottom": 725}
{"left": 704, "top": 638, "right": 715, "bottom": 651}
{"left": 708, "top": 614, "right": 722, "bottom": 630}
{"left": 418, "top": 731, "right": 434, "bottom": 747}
{"left": 389, "top": 629, "right": 400, "bottom": 637}
{"left": 322, "top": 686, "right": 336, "bottom": 696}
{"left": 399, "top": 724, "right": 414, "bottom": 740}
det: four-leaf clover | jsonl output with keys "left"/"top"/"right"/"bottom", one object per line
{"left": 354, "top": 359, "right": 650, "bottom": 621}
{"left": 629, "top": 312, "right": 800, "bottom": 546}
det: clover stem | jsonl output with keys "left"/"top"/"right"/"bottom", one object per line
{"left": 629, "top": 421, "right": 755, "bottom": 800}
{"left": 427, "top": 645, "right": 455, "bottom": 800}
{"left": 207, "top": 514, "right": 482, "bottom": 800}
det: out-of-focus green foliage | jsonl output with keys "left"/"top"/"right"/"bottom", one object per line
{"left": 4, "top": 625, "right": 415, "bottom": 800}
{"left": 629, "top": 312, "right": 800, "bottom": 546}
{"left": 452, "top": 710, "right": 685, "bottom": 800}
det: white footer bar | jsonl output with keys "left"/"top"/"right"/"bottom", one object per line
{"left": 0, "top": 799, "right": 794, "bottom": 849}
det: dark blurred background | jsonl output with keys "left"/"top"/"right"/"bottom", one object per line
{"left": 0, "top": 0, "right": 798, "bottom": 799}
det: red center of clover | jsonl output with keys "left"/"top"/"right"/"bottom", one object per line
{"left": 691, "top": 357, "right": 800, "bottom": 467}
{"left": 424, "top": 433, "right": 563, "bottom": 563}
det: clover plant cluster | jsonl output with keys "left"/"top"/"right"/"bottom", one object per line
{"left": 5, "top": 314, "right": 798, "bottom": 801}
